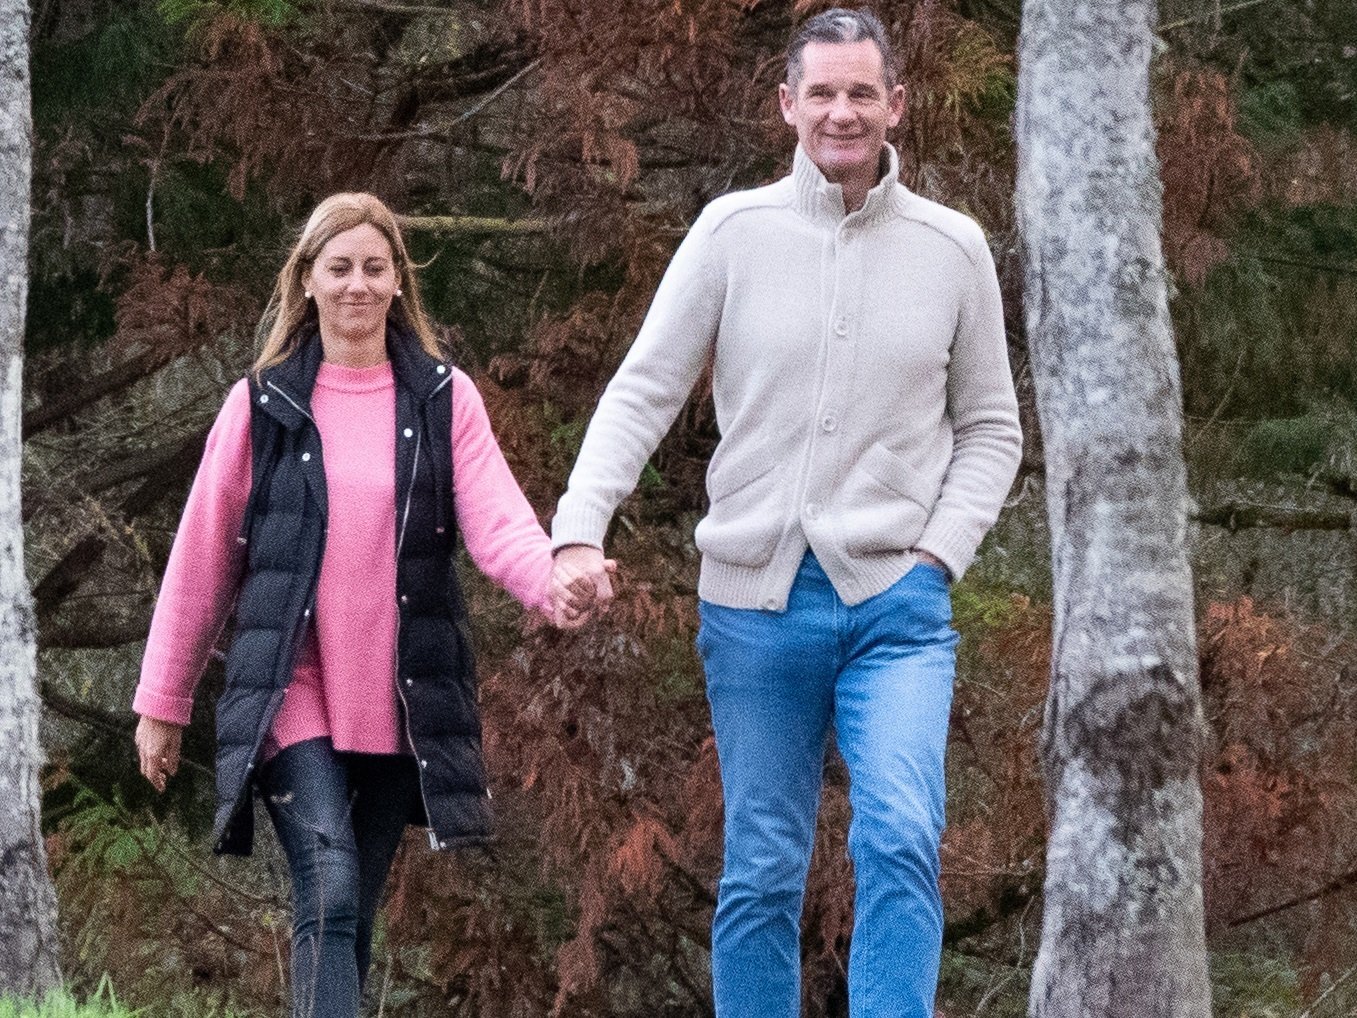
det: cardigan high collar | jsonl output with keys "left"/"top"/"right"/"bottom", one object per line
{"left": 792, "top": 142, "right": 907, "bottom": 227}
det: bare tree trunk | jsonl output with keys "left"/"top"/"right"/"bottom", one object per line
{"left": 0, "top": 0, "right": 62, "bottom": 996}
{"left": 1015, "top": 2, "right": 1211, "bottom": 1016}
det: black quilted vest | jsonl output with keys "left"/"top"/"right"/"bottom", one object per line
{"left": 210, "top": 324, "right": 490, "bottom": 855}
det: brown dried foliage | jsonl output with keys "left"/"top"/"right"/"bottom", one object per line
{"left": 1157, "top": 61, "right": 1262, "bottom": 287}
{"left": 110, "top": 252, "right": 254, "bottom": 358}
{"left": 138, "top": 12, "right": 456, "bottom": 205}
{"left": 1199, "top": 598, "right": 1357, "bottom": 977}
{"left": 942, "top": 594, "right": 1048, "bottom": 935}
{"left": 1267, "top": 124, "right": 1357, "bottom": 207}
{"left": 49, "top": 1, "right": 1353, "bottom": 1012}
{"left": 498, "top": 0, "right": 1019, "bottom": 429}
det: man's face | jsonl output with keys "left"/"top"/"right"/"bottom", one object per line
{"left": 779, "top": 39, "right": 905, "bottom": 186}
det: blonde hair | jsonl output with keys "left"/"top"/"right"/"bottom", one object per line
{"left": 252, "top": 192, "right": 442, "bottom": 375}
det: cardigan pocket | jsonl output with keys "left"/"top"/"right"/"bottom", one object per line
{"left": 838, "top": 443, "right": 936, "bottom": 555}
{"left": 694, "top": 447, "right": 783, "bottom": 567}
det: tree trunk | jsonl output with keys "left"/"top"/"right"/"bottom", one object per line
{"left": 1014, "top": 2, "right": 1211, "bottom": 1016}
{"left": 0, "top": 0, "right": 62, "bottom": 996}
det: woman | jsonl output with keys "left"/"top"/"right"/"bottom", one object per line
{"left": 132, "top": 193, "right": 595, "bottom": 1017}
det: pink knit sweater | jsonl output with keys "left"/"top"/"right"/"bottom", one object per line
{"left": 133, "top": 361, "right": 553, "bottom": 755}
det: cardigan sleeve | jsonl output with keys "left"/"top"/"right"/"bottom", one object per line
{"left": 913, "top": 228, "right": 1023, "bottom": 578}
{"left": 550, "top": 209, "right": 725, "bottom": 550}
{"left": 133, "top": 379, "right": 254, "bottom": 725}
{"left": 451, "top": 369, "right": 554, "bottom": 614}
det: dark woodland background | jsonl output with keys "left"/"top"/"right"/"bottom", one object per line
{"left": 21, "top": 0, "right": 1357, "bottom": 1014}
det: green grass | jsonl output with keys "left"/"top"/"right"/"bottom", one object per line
{"left": 0, "top": 982, "right": 135, "bottom": 1018}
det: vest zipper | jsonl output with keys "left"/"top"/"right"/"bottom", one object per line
{"left": 392, "top": 424, "right": 441, "bottom": 848}
{"left": 272, "top": 374, "right": 449, "bottom": 848}
{"left": 222, "top": 379, "right": 323, "bottom": 851}
{"left": 266, "top": 380, "right": 317, "bottom": 425}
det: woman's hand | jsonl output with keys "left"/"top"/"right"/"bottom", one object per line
{"left": 135, "top": 716, "right": 184, "bottom": 793}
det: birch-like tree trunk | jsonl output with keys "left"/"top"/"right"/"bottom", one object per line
{"left": 1014, "top": 2, "right": 1211, "bottom": 1016}
{"left": 0, "top": 0, "right": 62, "bottom": 996}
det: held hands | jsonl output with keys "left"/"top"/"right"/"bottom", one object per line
{"left": 549, "top": 544, "right": 617, "bottom": 630}
{"left": 135, "top": 715, "right": 184, "bottom": 793}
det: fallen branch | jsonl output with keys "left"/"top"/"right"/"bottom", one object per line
{"left": 24, "top": 347, "right": 175, "bottom": 440}
{"left": 84, "top": 427, "right": 210, "bottom": 497}
{"left": 39, "top": 616, "right": 149, "bottom": 651}
{"left": 942, "top": 875, "right": 1040, "bottom": 946}
{"left": 1227, "top": 865, "right": 1357, "bottom": 928}
{"left": 32, "top": 429, "right": 206, "bottom": 622}
{"left": 1193, "top": 501, "right": 1352, "bottom": 533}
{"left": 396, "top": 214, "right": 552, "bottom": 236}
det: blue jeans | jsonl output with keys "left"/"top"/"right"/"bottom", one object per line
{"left": 257, "top": 737, "right": 423, "bottom": 1018}
{"left": 697, "top": 552, "right": 958, "bottom": 1018}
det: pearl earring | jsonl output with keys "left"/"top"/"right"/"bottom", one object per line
{"left": 304, "top": 290, "right": 313, "bottom": 299}
{"left": 394, "top": 288, "right": 403, "bottom": 297}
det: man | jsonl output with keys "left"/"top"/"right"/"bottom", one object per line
{"left": 551, "top": 8, "right": 1021, "bottom": 1016}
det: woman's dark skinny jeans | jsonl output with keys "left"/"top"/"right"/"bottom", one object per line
{"left": 257, "top": 737, "right": 422, "bottom": 1018}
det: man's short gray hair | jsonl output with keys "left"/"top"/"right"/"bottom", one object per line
{"left": 786, "top": 8, "right": 897, "bottom": 91}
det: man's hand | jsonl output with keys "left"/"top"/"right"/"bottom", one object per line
{"left": 913, "top": 548, "right": 951, "bottom": 581}
{"left": 135, "top": 716, "right": 183, "bottom": 793}
{"left": 550, "top": 545, "right": 617, "bottom": 629}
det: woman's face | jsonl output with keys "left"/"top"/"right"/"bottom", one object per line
{"left": 304, "top": 222, "right": 400, "bottom": 366}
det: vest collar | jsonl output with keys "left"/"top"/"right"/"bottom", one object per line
{"left": 792, "top": 142, "right": 905, "bottom": 226}
{"left": 258, "top": 320, "right": 452, "bottom": 429}
{"left": 386, "top": 322, "right": 453, "bottom": 402}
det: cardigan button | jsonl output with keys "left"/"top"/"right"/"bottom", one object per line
{"left": 405, "top": 678, "right": 413, "bottom": 687}
{"left": 403, "top": 428, "right": 414, "bottom": 439}
{"left": 259, "top": 393, "right": 269, "bottom": 404}
{"left": 301, "top": 452, "right": 311, "bottom": 462}
{"left": 834, "top": 318, "right": 848, "bottom": 337}
{"left": 400, "top": 594, "right": 409, "bottom": 605}
{"left": 420, "top": 759, "right": 428, "bottom": 768}
{"left": 436, "top": 365, "right": 447, "bottom": 375}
